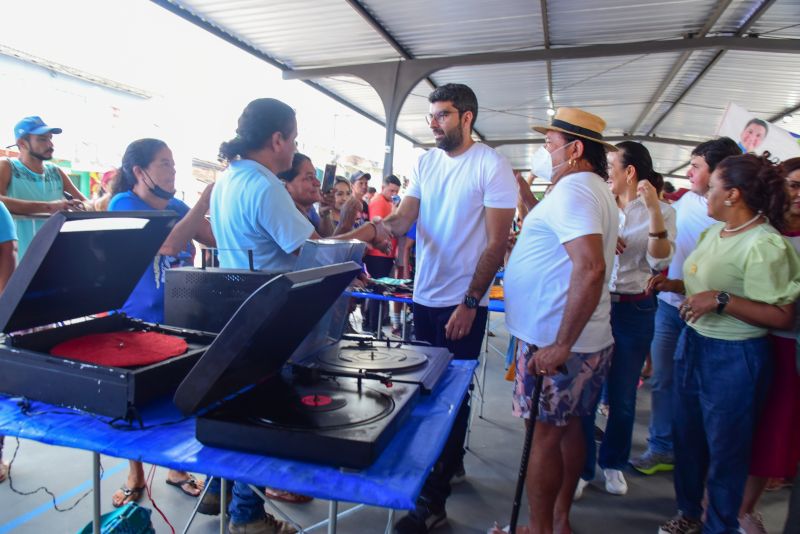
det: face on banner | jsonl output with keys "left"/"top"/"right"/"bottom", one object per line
{"left": 717, "top": 102, "right": 800, "bottom": 161}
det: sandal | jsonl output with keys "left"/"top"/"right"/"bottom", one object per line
{"left": 111, "top": 484, "right": 146, "bottom": 508}
{"left": 166, "top": 474, "right": 204, "bottom": 497}
{"left": 263, "top": 487, "right": 313, "bottom": 504}
{"left": 0, "top": 462, "right": 8, "bottom": 484}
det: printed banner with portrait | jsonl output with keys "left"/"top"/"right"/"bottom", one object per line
{"left": 717, "top": 102, "right": 800, "bottom": 161}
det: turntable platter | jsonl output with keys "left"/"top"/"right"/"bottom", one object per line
{"left": 248, "top": 380, "right": 395, "bottom": 431}
{"left": 319, "top": 346, "right": 428, "bottom": 372}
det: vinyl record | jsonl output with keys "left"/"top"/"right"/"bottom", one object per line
{"left": 50, "top": 331, "right": 188, "bottom": 367}
{"left": 319, "top": 346, "right": 427, "bottom": 372}
{"left": 249, "top": 381, "right": 394, "bottom": 431}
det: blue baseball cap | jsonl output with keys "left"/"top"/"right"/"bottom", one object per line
{"left": 13, "top": 116, "right": 62, "bottom": 142}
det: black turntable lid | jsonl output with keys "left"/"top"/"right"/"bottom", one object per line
{"left": 173, "top": 261, "right": 362, "bottom": 416}
{"left": 0, "top": 211, "right": 177, "bottom": 333}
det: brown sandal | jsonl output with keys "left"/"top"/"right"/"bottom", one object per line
{"left": 111, "top": 484, "right": 146, "bottom": 508}
{"left": 166, "top": 474, "right": 204, "bottom": 497}
{"left": 263, "top": 487, "right": 313, "bottom": 504}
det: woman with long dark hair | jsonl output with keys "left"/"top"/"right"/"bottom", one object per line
{"left": 659, "top": 154, "right": 800, "bottom": 534}
{"left": 108, "top": 138, "right": 215, "bottom": 508}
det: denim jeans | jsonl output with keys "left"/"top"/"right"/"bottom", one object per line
{"left": 646, "top": 299, "right": 685, "bottom": 455}
{"left": 206, "top": 477, "right": 265, "bottom": 524}
{"left": 582, "top": 296, "right": 656, "bottom": 480}
{"left": 673, "top": 328, "right": 769, "bottom": 534}
{"left": 412, "top": 302, "right": 487, "bottom": 509}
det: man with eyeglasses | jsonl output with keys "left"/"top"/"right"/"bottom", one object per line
{"left": 378, "top": 83, "right": 517, "bottom": 533}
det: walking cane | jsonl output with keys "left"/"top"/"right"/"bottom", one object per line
{"left": 507, "top": 358, "right": 566, "bottom": 534}
{"left": 508, "top": 372, "right": 544, "bottom": 534}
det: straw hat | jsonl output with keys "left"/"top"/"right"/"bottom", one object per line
{"left": 533, "top": 108, "right": 617, "bottom": 151}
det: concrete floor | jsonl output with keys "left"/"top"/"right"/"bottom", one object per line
{"left": 0, "top": 314, "right": 792, "bottom": 533}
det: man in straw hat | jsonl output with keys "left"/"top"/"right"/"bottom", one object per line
{"left": 500, "top": 108, "right": 619, "bottom": 533}
{"left": 378, "top": 83, "right": 518, "bottom": 533}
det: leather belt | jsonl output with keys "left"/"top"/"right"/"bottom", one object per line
{"left": 610, "top": 292, "right": 652, "bottom": 303}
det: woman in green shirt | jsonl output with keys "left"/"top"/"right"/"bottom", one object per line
{"left": 658, "top": 153, "right": 800, "bottom": 534}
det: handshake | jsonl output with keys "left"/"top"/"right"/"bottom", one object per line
{"left": 368, "top": 218, "right": 393, "bottom": 255}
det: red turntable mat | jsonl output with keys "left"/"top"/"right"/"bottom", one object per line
{"left": 50, "top": 331, "right": 188, "bottom": 367}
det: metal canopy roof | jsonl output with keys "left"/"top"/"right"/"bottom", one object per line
{"left": 155, "top": 0, "right": 800, "bottom": 177}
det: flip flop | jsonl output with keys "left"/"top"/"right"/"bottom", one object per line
{"left": 166, "top": 474, "right": 204, "bottom": 497}
{"left": 112, "top": 484, "right": 146, "bottom": 508}
{"left": 263, "top": 487, "right": 314, "bottom": 504}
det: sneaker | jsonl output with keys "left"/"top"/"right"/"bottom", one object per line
{"left": 574, "top": 478, "right": 589, "bottom": 501}
{"left": 394, "top": 500, "right": 447, "bottom": 533}
{"left": 603, "top": 468, "right": 628, "bottom": 495}
{"left": 739, "top": 512, "right": 767, "bottom": 534}
{"left": 229, "top": 514, "right": 297, "bottom": 534}
{"left": 657, "top": 514, "right": 702, "bottom": 534}
{"left": 630, "top": 450, "right": 675, "bottom": 475}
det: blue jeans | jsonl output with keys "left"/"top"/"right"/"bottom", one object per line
{"left": 647, "top": 299, "right": 684, "bottom": 455}
{"left": 206, "top": 477, "right": 265, "bottom": 524}
{"left": 582, "top": 297, "right": 656, "bottom": 480}
{"left": 673, "top": 328, "right": 769, "bottom": 534}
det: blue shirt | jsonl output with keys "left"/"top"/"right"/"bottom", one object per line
{"left": 108, "top": 191, "right": 193, "bottom": 323}
{"left": 0, "top": 202, "right": 17, "bottom": 244}
{"left": 210, "top": 159, "right": 312, "bottom": 272}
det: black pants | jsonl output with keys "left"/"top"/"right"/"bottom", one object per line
{"left": 412, "top": 302, "right": 488, "bottom": 509}
{"left": 363, "top": 255, "right": 395, "bottom": 333}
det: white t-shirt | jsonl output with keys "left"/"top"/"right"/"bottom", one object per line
{"left": 504, "top": 172, "right": 617, "bottom": 353}
{"left": 210, "top": 159, "right": 313, "bottom": 272}
{"left": 406, "top": 143, "right": 517, "bottom": 307}
{"left": 658, "top": 191, "right": 716, "bottom": 309}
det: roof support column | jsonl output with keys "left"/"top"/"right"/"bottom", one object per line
{"left": 299, "top": 60, "right": 433, "bottom": 175}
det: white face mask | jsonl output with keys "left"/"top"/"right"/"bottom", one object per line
{"left": 530, "top": 141, "right": 574, "bottom": 182}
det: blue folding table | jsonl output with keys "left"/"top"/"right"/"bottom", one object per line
{"left": 0, "top": 360, "right": 476, "bottom": 534}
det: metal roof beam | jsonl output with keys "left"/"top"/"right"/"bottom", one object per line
{"left": 628, "top": 0, "right": 733, "bottom": 134}
{"left": 149, "top": 0, "right": 422, "bottom": 148}
{"left": 343, "top": 0, "right": 486, "bottom": 151}
{"left": 644, "top": 0, "right": 778, "bottom": 135}
{"left": 540, "top": 0, "right": 555, "bottom": 110}
{"left": 415, "top": 135, "right": 705, "bottom": 149}
{"left": 285, "top": 36, "right": 798, "bottom": 82}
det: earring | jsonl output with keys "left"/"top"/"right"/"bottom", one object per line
{"left": 569, "top": 159, "right": 575, "bottom": 167}
{"left": 724, "top": 200, "right": 732, "bottom": 207}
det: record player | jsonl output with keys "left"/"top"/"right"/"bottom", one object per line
{"left": 295, "top": 337, "right": 452, "bottom": 393}
{"left": 174, "top": 262, "right": 422, "bottom": 469}
{"left": 0, "top": 211, "right": 216, "bottom": 420}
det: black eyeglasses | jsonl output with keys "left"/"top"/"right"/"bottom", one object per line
{"left": 425, "top": 110, "right": 457, "bottom": 125}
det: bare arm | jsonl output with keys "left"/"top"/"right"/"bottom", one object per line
{"left": 683, "top": 291, "right": 795, "bottom": 330}
{"left": 516, "top": 172, "right": 538, "bottom": 219}
{"left": 0, "top": 160, "right": 73, "bottom": 215}
{"left": 160, "top": 184, "right": 215, "bottom": 256}
{"left": 58, "top": 167, "right": 88, "bottom": 202}
{"left": 529, "top": 234, "right": 607, "bottom": 375}
{"left": 381, "top": 196, "right": 420, "bottom": 237}
{"left": 0, "top": 240, "right": 17, "bottom": 292}
{"left": 444, "top": 207, "right": 515, "bottom": 340}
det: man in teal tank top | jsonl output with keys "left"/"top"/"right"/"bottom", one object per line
{"left": 0, "top": 116, "right": 87, "bottom": 260}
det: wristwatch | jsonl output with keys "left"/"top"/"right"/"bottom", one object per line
{"left": 715, "top": 291, "right": 731, "bottom": 314}
{"left": 463, "top": 294, "right": 479, "bottom": 309}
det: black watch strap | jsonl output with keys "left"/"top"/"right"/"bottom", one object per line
{"left": 716, "top": 291, "right": 730, "bottom": 314}
{"left": 463, "top": 294, "right": 479, "bottom": 309}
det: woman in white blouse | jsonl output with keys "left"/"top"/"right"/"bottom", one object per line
{"left": 577, "top": 141, "right": 677, "bottom": 498}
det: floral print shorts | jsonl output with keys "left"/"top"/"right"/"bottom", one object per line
{"left": 512, "top": 338, "right": 613, "bottom": 426}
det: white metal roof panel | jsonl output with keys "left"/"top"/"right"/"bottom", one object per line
{"left": 172, "top": 0, "right": 400, "bottom": 68}
{"left": 547, "top": 0, "right": 727, "bottom": 45}
{"left": 359, "top": 0, "right": 544, "bottom": 57}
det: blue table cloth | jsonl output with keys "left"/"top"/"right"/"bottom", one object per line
{"left": 0, "top": 361, "right": 476, "bottom": 510}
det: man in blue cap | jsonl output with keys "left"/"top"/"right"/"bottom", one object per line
{"left": 0, "top": 116, "right": 86, "bottom": 260}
